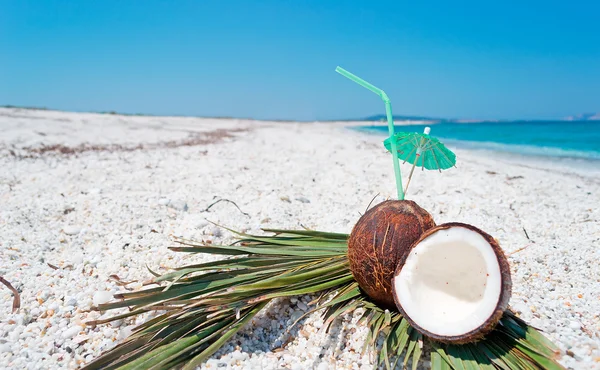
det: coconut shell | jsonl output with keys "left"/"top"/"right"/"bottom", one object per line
{"left": 348, "top": 200, "right": 436, "bottom": 309}
{"left": 392, "top": 222, "right": 512, "bottom": 344}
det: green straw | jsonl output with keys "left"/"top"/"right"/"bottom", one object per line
{"left": 335, "top": 66, "right": 405, "bottom": 200}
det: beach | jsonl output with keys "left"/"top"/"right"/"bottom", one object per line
{"left": 0, "top": 107, "right": 599, "bottom": 369}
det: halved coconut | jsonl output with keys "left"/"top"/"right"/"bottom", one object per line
{"left": 392, "top": 223, "right": 511, "bottom": 343}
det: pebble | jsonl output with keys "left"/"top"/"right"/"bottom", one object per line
{"left": 211, "top": 227, "right": 222, "bottom": 238}
{"left": 0, "top": 343, "right": 11, "bottom": 354}
{"left": 73, "top": 335, "right": 90, "bottom": 345}
{"left": 93, "top": 291, "right": 113, "bottom": 306}
{"left": 316, "top": 362, "right": 329, "bottom": 370}
{"left": 63, "top": 226, "right": 82, "bottom": 235}
{"left": 231, "top": 350, "right": 247, "bottom": 361}
{"left": 168, "top": 200, "right": 188, "bottom": 211}
{"left": 511, "top": 302, "right": 528, "bottom": 315}
{"left": 62, "top": 326, "right": 82, "bottom": 339}
{"left": 569, "top": 321, "right": 581, "bottom": 330}
{"left": 117, "top": 326, "right": 135, "bottom": 341}
{"left": 65, "top": 296, "right": 78, "bottom": 307}
{"left": 295, "top": 196, "right": 311, "bottom": 204}
{"left": 290, "top": 311, "right": 303, "bottom": 323}
{"left": 88, "top": 188, "right": 101, "bottom": 195}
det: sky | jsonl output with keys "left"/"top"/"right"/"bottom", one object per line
{"left": 1, "top": 1, "right": 599, "bottom": 121}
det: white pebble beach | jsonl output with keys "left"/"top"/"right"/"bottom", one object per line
{"left": 0, "top": 107, "right": 599, "bottom": 369}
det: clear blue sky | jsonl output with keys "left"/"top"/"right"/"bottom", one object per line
{"left": 1, "top": 1, "right": 599, "bottom": 121}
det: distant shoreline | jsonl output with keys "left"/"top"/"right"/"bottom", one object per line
{"left": 353, "top": 122, "right": 600, "bottom": 169}
{"left": 2, "top": 105, "right": 598, "bottom": 123}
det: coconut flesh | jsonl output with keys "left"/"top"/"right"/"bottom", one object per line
{"left": 392, "top": 223, "right": 511, "bottom": 343}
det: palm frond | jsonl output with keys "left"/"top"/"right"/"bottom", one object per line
{"left": 84, "top": 229, "right": 564, "bottom": 370}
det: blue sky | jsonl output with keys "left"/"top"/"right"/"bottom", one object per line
{"left": 1, "top": 1, "right": 599, "bottom": 120}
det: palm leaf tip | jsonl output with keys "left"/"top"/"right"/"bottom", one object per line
{"left": 83, "top": 228, "right": 564, "bottom": 370}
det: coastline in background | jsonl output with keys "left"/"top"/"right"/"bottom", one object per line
{"left": 357, "top": 120, "right": 600, "bottom": 164}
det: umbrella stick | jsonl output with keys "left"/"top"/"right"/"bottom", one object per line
{"left": 404, "top": 128, "right": 430, "bottom": 195}
{"left": 335, "top": 66, "right": 405, "bottom": 200}
{"left": 404, "top": 160, "right": 417, "bottom": 195}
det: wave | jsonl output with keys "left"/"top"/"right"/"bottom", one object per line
{"left": 440, "top": 139, "right": 600, "bottom": 161}
{"left": 354, "top": 125, "right": 600, "bottom": 162}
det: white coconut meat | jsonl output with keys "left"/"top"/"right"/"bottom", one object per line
{"left": 393, "top": 225, "right": 503, "bottom": 337}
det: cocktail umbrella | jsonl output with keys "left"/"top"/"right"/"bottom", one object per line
{"left": 384, "top": 127, "right": 456, "bottom": 195}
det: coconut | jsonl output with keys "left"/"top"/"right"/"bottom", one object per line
{"left": 392, "top": 222, "right": 512, "bottom": 343}
{"left": 348, "top": 200, "right": 436, "bottom": 308}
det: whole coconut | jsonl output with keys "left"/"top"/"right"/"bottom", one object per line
{"left": 348, "top": 200, "right": 435, "bottom": 308}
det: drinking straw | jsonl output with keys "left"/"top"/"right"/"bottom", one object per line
{"left": 335, "top": 66, "right": 405, "bottom": 200}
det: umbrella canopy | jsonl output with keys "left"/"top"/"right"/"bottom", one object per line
{"left": 383, "top": 130, "right": 456, "bottom": 171}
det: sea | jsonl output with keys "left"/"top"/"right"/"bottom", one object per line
{"left": 357, "top": 120, "right": 600, "bottom": 167}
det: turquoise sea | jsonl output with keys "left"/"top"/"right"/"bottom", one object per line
{"left": 358, "top": 120, "right": 600, "bottom": 162}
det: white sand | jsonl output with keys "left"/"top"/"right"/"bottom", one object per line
{"left": 0, "top": 107, "right": 598, "bottom": 369}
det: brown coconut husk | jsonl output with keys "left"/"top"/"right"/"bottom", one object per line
{"left": 392, "top": 222, "right": 512, "bottom": 344}
{"left": 347, "top": 200, "right": 436, "bottom": 309}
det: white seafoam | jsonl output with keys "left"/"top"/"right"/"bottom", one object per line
{"left": 394, "top": 226, "right": 502, "bottom": 337}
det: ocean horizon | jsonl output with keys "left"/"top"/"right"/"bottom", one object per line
{"left": 357, "top": 120, "right": 600, "bottom": 163}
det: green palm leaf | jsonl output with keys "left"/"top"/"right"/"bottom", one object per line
{"left": 84, "top": 229, "right": 563, "bottom": 370}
